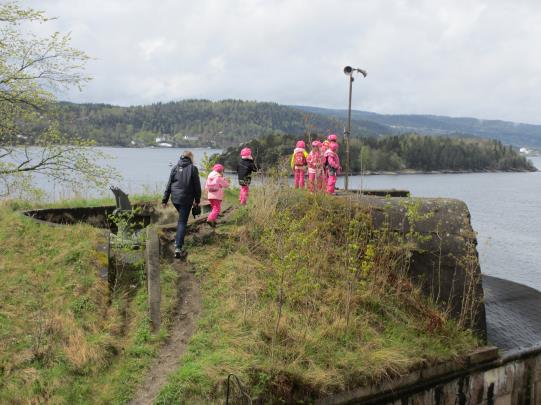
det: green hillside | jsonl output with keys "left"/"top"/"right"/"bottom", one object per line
{"left": 293, "top": 105, "right": 541, "bottom": 148}
{"left": 52, "top": 100, "right": 389, "bottom": 148}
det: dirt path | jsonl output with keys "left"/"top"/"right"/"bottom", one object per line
{"left": 127, "top": 207, "right": 234, "bottom": 405}
{"left": 127, "top": 248, "right": 201, "bottom": 405}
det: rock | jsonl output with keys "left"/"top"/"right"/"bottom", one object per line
{"left": 346, "top": 193, "right": 487, "bottom": 339}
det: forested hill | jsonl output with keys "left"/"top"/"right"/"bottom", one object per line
{"left": 218, "top": 133, "right": 536, "bottom": 173}
{"left": 293, "top": 106, "right": 541, "bottom": 148}
{"left": 55, "top": 100, "right": 390, "bottom": 147}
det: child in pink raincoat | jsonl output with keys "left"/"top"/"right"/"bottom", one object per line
{"left": 320, "top": 140, "right": 330, "bottom": 190}
{"left": 290, "top": 140, "right": 308, "bottom": 189}
{"left": 325, "top": 142, "right": 341, "bottom": 194}
{"left": 205, "top": 164, "right": 229, "bottom": 225}
{"left": 238, "top": 147, "right": 257, "bottom": 205}
{"left": 306, "top": 140, "right": 323, "bottom": 192}
{"left": 327, "top": 134, "right": 339, "bottom": 152}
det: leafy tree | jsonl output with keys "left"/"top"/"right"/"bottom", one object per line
{"left": 0, "top": 2, "right": 117, "bottom": 198}
{"left": 134, "top": 130, "right": 157, "bottom": 146}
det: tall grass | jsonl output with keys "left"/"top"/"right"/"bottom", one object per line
{"left": 157, "top": 184, "right": 479, "bottom": 403}
{"left": 0, "top": 201, "right": 177, "bottom": 404}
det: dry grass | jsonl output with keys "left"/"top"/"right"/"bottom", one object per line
{"left": 157, "top": 185, "right": 479, "bottom": 404}
{"left": 0, "top": 200, "right": 177, "bottom": 404}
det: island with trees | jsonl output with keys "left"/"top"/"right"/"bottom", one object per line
{"left": 217, "top": 133, "right": 536, "bottom": 174}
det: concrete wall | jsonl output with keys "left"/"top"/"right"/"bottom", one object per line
{"left": 319, "top": 346, "right": 541, "bottom": 405}
{"left": 23, "top": 204, "right": 155, "bottom": 229}
{"left": 348, "top": 194, "right": 487, "bottom": 338}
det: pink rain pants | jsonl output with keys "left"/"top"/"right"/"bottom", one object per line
{"left": 308, "top": 172, "right": 316, "bottom": 192}
{"left": 239, "top": 184, "right": 250, "bottom": 205}
{"left": 207, "top": 199, "right": 222, "bottom": 222}
{"left": 327, "top": 175, "right": 337, "bottom": 194}
{"left": 294, "top": 168, "right": 305, "bottom": 189}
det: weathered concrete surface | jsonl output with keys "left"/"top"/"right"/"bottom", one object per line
{"left": 318, "top": 346, "right": 541, "bottom": 404}
{"left": 483, "top": 275, "right": 541, "bottom": 352}
{"left": 347, "top": 194, "right": 487, "bottom": 338}
{"left": 360, "top": 189, "right": 410, "bottom": 197}
{"left": 23, "top": 203, "right": 155, "bottom": 229}
{"left": 24, "top": 205, "right": 117, "bottom": 227}
{"left": 146, "top": 226, "right": 161, "bottom": 333}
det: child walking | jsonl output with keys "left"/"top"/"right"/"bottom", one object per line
{"left": 237, "top": 147, "right": 257, "bottom": 205}
{"left": 205, "top": 164, "right": 229, "bottom": 226}
{"left": 306, "top": 140, "right": 322, "bottom": 192}
{"left": 290, "top": 140, "right": 308, "bottom": 189}
{"left": 325, "top": 142, "right": 341, "bottom": 195}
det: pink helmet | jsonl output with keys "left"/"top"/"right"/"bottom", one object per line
{"left": 327, "top": 134, "right": 337, "bottom": 142}
{"left": 330, "top": 142, "right": 338, "bottom": 152}
{"left": 296, "top": 140, "right": 306, "bottom": 149}
{"left": 311, "top": 140, "right": 321, "bottom": 148}
{"left": 212, "top": 163, "right": 224, "bottom": 172}
{"left": 240, "top": 147, "right": 252, "bottom": 157}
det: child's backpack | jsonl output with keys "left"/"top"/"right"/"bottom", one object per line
{"left": 206, "top": 176, "right": 220, "bottom": 192}
{"left": 294, "top": 150, "right": 306, "bottom": 166}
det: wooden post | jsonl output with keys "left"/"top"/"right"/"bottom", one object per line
{"left": 146, "top": 226, "right": 161, "bottom": 333}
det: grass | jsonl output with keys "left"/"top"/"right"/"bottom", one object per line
{"left": 156, "top": 184, "right": 479, "bottom": 404}
{"left": 0, "top": 199, "right": 177, "bottom": 404}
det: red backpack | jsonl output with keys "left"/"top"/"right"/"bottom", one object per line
{"left": 294, "top": 150, "right": 306, "bottom": 166}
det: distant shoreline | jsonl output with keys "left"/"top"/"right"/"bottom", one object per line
{"left": 349, "top": 167, "right": 538, "bottom": 175}
{"left": 224, "top": 167, "right": 538, "bottom": 176}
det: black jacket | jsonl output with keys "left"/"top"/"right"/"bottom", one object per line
{"left": 237, "top": 159, "right": 258, "bottom": 185}
{"left": 162, "top": 157, "right": 201, "bottom": 206}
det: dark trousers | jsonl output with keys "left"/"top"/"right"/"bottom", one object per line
{"left": 173, "top": 204, "right": 191, "bottom": 249}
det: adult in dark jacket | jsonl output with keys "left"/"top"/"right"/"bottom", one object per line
{"left": 162, "top": 151, "right": 201, "bottom": 258}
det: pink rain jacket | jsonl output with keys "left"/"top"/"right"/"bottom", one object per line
{"left": 306, "top": 150, "right": 323, "bottom": 174}
{"left": 205, "top": 170, "right": 230, "bottom": 200}
{"left": 324, "top": 150, "right": 341, "bottom": 172}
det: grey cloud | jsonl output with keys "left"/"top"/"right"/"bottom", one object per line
{"left": 23, "top": 0, "right": 541, "bottom": 123}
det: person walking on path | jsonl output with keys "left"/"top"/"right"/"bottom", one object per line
{"left": 162, "top": 151, "right": 201, "bottom": 258}
{"left": 205, "top": 163, "right": 229, "bottom": 226}
{"left": 290, "top": 140, "right": 308, "bottom": 189}
{"left": 238, "top": 147, "right": 258, "bottom": 205}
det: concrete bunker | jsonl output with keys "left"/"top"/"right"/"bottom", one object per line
{"left": 22, "top": 199, "right": 158, "bottom": 292}
{"left": 20, "top": 187, "right": 541, "bottom": 404}
{"left": 337, "top": 191, "right": 487, "bottom": 338}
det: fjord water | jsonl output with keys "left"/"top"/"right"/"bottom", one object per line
{"left": 46, "top": 148, "right": 541, "bottom": 291}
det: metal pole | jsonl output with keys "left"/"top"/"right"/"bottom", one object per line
{"left": 345, "top": 75, "right": 353, "bottom": 191}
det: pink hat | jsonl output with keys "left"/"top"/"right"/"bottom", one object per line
{"left": 330, "top": 142, "right": 338, "bottom": 152}
{"left": 327, "top": 134, "right": 337, "bottom": 142}
{"left": 240, "top": 147, "right": 252, "bottom": 157}
{"left": 311, "top": 140, "right": 321, "bottom": 148}
{"left": 296, "top": 140, "right": 306, "bottom": 149}
{"left": 212, "top": 164, "right": 224, "bottom": 172}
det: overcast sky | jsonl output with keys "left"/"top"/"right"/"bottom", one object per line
{"left": 24, "top": 0, "right": 541, "bottom": 124}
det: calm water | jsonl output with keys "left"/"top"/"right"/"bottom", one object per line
{"left": 44, "top": 147, "right": 541, "bottom": 291}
